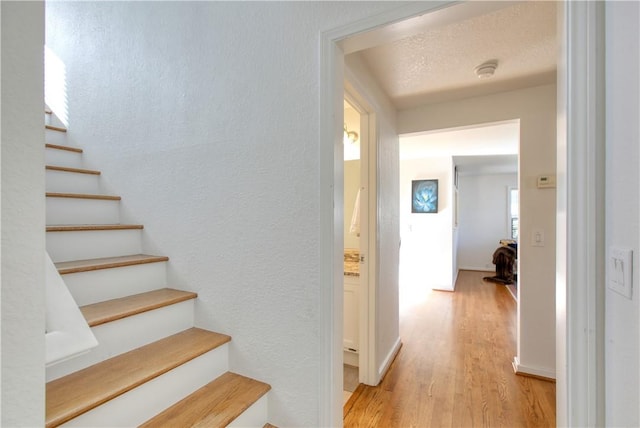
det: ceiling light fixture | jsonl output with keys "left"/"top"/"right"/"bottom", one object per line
{"left": 474, "top": 60, "right": 498, "bottom": 79}
{"left": 344, "top": 124, "right": 359, "bottom": 144}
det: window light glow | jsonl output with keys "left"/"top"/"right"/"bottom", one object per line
{"left": 45, "top": 45, "right": 69, "bottom": 127}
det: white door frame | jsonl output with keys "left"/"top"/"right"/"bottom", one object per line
{"left": 343, "top": 88, "right": 377, "bottom": 387}
{"left": 556, "top": 1, "right": 605, "bottom": 426}
{"left": 320, "top": 1, "right": 604, "bottom": 427}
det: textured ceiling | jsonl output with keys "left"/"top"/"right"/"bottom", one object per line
{"left": 358, "top": 1, "right": 558, "bottom": 109}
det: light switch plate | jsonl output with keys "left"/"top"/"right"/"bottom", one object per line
{"left": 608, "top": 247, "right": 633, "bottom": 299}
{"left": 531, "top": 229, "right": 544, "bottom": 247}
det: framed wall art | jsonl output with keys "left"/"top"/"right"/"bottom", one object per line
{"left": 411, "top": 179, "right": 438, "bottom": 213}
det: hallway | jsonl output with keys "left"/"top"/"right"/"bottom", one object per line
{"left": 343, "top": 270, "right": 555, "bottom": 427}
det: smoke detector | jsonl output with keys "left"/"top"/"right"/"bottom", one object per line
{"left": 474, "top": 60, "right": 498, "bottom": 79}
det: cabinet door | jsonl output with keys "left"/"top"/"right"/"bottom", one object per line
{"left": 343, "top": 282, "right": 359, "bottom": 352}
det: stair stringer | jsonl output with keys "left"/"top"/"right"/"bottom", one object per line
{"left": 45, "top": 251, "right": 98, "bottom": 367}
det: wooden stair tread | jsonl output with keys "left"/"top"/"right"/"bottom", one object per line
{"left": 46, "top": 224, "right": 143, "bottom": 232}
{"left": 46, "top": 192, "right": 121, "bottom": 201}
{"left": 45, "top": 108, "right": 53, "bottom": 114}
{"left": 45, "top": 143, "right": 83, "bottom": 153}
{"left": 81, "top": 288, "right": 197, "bottom": 327}
{"left": 46, "top": 328, "right": 231, "bottom": 428}
{"left": 46, "top": 165, "right": 101, "bottom": 175}
{"left": 46, "top": 124, "right": 67, "bottom": 132}
{"left": 264, "top": 424, "right": 278, "bottom": 428}
{"left": 56, "top": 254, "right": 169, "bottom": 275}
{"left": 140, "top": 372, "right": 271, "bottom": 428}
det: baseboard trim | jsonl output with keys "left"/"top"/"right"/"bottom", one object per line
{"left": 459, "top": 266, "right": 494, "bottom": 272}
{"left": 378, "top": 337, "right": 402, "bottom": 381}
{"left": 343, "top": 350, "right": 358, "bottom": 367}
{"left": 512, "top": 356, "right": 556, "bottom": 382}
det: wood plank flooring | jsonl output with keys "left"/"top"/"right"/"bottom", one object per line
{"left": 343, "top": 270, "right": 555, "bottom": 427}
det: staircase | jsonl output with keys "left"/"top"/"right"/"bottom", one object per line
{"left": 44, "top": 109, "right": 272, "bottom": 427}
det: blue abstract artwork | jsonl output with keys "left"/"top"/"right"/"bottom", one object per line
{"left": 412, "top": 179, "right": 438, "bottom": 213}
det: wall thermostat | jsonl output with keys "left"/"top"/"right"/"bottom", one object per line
{"left": 537, "top": 175, "right": 556, "bottom": 189}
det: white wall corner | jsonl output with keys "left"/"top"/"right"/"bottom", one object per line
{"left": 1, "top": 1, "right": 46, "bottom": 425}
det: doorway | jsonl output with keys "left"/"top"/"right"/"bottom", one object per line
{"left": 398, "top": 121, "right": 520, "bottom": 310}
{"left": 320, "top": 2, "right": 604, "bottom": 426}
{"left": 341, "top": 92, "right": 376, "bottom": 396}
{"left": 342, "top": 98, "right": 360, "bottom": 404}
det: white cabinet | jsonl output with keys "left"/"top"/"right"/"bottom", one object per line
{"left": 343, "top": 275, "right": 359, "bottom": 353}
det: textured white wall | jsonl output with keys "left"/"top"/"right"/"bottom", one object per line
{"left": 604, "top": 2, "right": 640, "bottom": 426}
{"left": 399, "top": 84, "right": 557, "bottom": 375}
{"left": 45, "top": 2, "right": 405, "bottom": 425}
{"left": 458, "top": 173, "right": 518, "bottom": 270}
{"left": 1, "top": 2, "right": 46, "bottom": 425}
{"left": 400, "top": 157, "right": 454, "bottom": 290}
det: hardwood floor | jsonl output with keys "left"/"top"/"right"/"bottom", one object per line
{"left": 343, "top": 270, "right": 555, "bottom": 427}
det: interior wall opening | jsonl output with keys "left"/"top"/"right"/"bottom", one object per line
{"left": 342, "top": 98, "right": 361, "bottom": 405}
{"left": 399, "top": 120, "right": 520, "bottom": 309}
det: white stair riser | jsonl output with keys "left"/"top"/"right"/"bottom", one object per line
{"left": 46, "top": 148, "right": 84, "bottom": 169}
{"left": 227, "top": 394, "right": 269, "bottom": 428}
{"left": 46, "top": 197, "right": 120, "bottom": 225}
{"left": 61, "top": 345, "right": 229, "bottom": 427}
{"left": 46, "top": 170, "right": 101, "bottom": 194}
{"left": 47, "top": 300, "right": 195, "bottom": 382}
{"left": 46, "top": 128, "right": 68, "bottom": 145}
{"left": 45, "top": 112, "right": 51, "bottom": 125}
{"left": 63, "top": 262, "right": 167, "bottom": 306}
{"left": 47, "top": 229, "right": 142, "bottom": 263}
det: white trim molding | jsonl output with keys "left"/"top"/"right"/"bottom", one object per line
{"left": 556, "top": 1, "right": 606, "bottom": 426}
{"left": 319, "top": 29, "right": 344, "bottom": 428}
{"left": 378, "top": 338, "right": 402, "bottom": 381}
{"left": 458, "top": 266, "right": 494, "bottom": 273}
{"left": 512, "top": 356, "right": 556, "bottom": 381}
